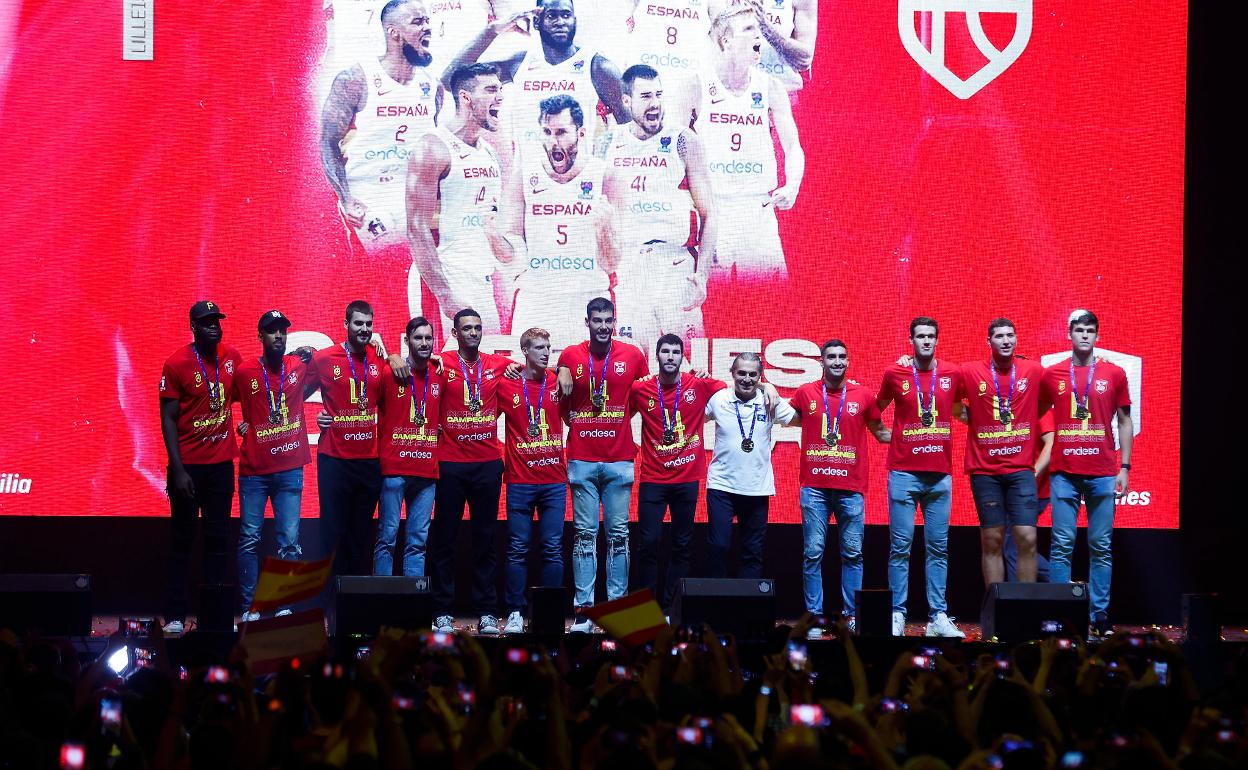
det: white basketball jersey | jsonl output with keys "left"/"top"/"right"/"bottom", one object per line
{"left": 344, "top": 58, "right": 439, "bottom": 205}
{"left": 606, "top": 125, "right": 694, "bottom": 249}
{"left": 432, "top": 127, "right": 502, "bottom": 258}
{"left": 505, "top": 45, "right": 603, "bottom": 150}
{"left": 696, "top": 68, "right": 777, "bottom": 198}
{"left": 426, "top": 0, "right": 492, "bottom": 73}
{"left": 625, "top": 0, "right": 712, "bottom": 73}
{"left": 757, "top": 0, "right": 803, "bottom": 90}
{"left": 517, "top": 154, "right": 609, "bottom": 297}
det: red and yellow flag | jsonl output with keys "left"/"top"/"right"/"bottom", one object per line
{"left": 240, "top": 609, "right": 328, "bottom": 675}
{"left": 584, "top": 589, "right": 668, "bottom": 646}
{"left": 249, "top": 555, "right": 332, "bottom": 613}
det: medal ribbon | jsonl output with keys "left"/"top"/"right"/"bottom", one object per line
{"left": 991, "top": 360, "right": 1016, "bottom": 420}
{"left": 821, "top": 381, "right": 847, "bottom": 440}
{"left": 260, "top": 356, "right": 286, "bottom": 421}
{"left": 459, "top": 354, "right": 483, "bottom": 409}
{"left": 734, "top": 397, "right": 760, "bottom": 445}
{"left": 589, "top": 344, "right": 612, "bottom": 405}
{"left": 656, "top": 373, "right": 683, "bottom": 437}
{"left": 522, "top": 371, "right": 544, "bottom": 430}
{"left": 343, "top": 343, "right": 368, "bottom": 407}
{"left": 406, "top": 357, "right": 430, "bottom": 423}
{"left": 193, "top": 343, "right": 222, "bottom": 407}
{"left": 912, "top": 359, "right": 937, "bottom": 420}
{"left": 1070, "top": 357, "right": 1097, "bottom": 417}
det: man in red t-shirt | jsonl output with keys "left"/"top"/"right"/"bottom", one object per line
{"left": 555, "top": 297, "right": 649, "bottom": 631}
{"left": 158, "top": 300, "right": 241, "bottom": 634}
{"left": 876, "top": 317, "right": 965, "bottom": 638}
{"left": 373, "top": 316, "right": 443, "bottom": 581}
{"left": 958, "top": 317, "right": 1046, "bottom": 586}
{"left": 232, "top": 310, "right": 312, "bottom": 621}
{"left": 784, "top": 339, "right": 886, "bottom": 638}
{"left": 629, "top": 334, "right": 726, "bottom": 611}
{"left": 498, "top": 327, "right": 566, "bottom": 633}
{"left": 1040, "top": 309, "right": 1133, "bottom": 637}
{"left": 429, "top": 308, "right": 514, "bottom": 635}
{"left": 305, "top": 300, "right": 384, "bottom": 581}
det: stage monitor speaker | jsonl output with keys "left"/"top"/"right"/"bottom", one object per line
{"left": 1182, "top": 593, "right": 1220, "bottom": 644}
{"left": 527, "top": 586, "right": 566, "bottom": 635}
{"left": 671, "top": 578, "right": 776, "bottom": 640}
{"left": 197, "top": 584, "right": 236, "bottom": 634}
{"left": 0, "top": 574, "right": 92, "bottom": 635}
{"left": 855, "top": 589, "right": 892, "bottom": 637}
{"left": 334, "top": 576, "right": 431, "bottom": 638}
{"left": 981, "top": 582, "right": 1089, "bottom": 643}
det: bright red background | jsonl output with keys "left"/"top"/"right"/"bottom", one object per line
{"left": 0, "top": 1, "right": 1185, "bottom": 526}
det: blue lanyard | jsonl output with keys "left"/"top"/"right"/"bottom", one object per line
{"left": 522, "top": 371, "right": 544, "bottom": 425}
{"left": 655, "top": 374, "right": 683, "bottom": 433}
{"left": 458, "top": 354, "right": 483, "bottom": 405}
{"left": 734, "top": 397, "right": 760, "bottom": 442}
{"left": 821, "top": 382, "right": 846, "bottom": 437}
{"left": 911, "top": 359, "right": 937, "bottom": 416}
{"left": 991, "top": 361, "right": 1016, "bottom": 416}
{"left": 193, "top": 344, "right": 221, "bottom": 405}
{"left": 406, "top": 357, "right": 429, "bottom": 420}
{"left": 260, "top": 357, "right": 285, "bottom": 416}
{"left": 343, "top": 343, "right": 367, "bottom": 404}
{"left": 589, "top": 344, "right": 611, "bottom": 403}
{"left": 1070, "top": 357, "right": 1097, "bottom": 413}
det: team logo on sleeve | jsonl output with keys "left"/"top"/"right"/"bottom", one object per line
{"left": 897, "top": 0, "right": 1032, "bottom": 99}
{"left": 659, "top": 136, "right": 672, "bottom": 152}
{"left": 750, "top": 92, "right": 763, "bottom": 108}
{"left": 579, "top": 181, "right": 595, "bottom": 199}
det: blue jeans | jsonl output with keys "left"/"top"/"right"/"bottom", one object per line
{"left": 238, "top": 468, "right": 303, "bottom": 613}
{"left": 374, "top": 475, "right": 436, "bottom": 577}
{"left": 1005, "top": 498, "right": 1051, "bottom": 581}
{"left": 886, "top": 471, "right": 951, "bottom": 619}
{"left": 505, "top": 483, "right": 566, "bottom": 612}
{"left": 568, "top": 460, "right": 633, "bottom": 608}
{"left": 1049, "top": 472, "right": 1118, "bottom": 617}
{"left": 800, "top": 487, "right": 865, "bottom": 616}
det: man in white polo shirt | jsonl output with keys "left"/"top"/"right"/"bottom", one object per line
{"left": 704, "top": 352, "right": 793, "bottom": 578}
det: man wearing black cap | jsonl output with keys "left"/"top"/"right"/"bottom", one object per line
{"left": 158, "top": 301, "right": 242, "bottom": 635}
{"left": 232, "top": 311, "right": 314, "bottom": 621}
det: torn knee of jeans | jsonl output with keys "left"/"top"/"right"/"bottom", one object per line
{"left": 608, "top": 535, "right": 628, "bottom": 554}
{"left": 573, "top": 532, "right": 596, "bottom": 555}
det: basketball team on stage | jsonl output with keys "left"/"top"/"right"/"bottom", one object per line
{"left": 159, "top": 299, "right": 1134, "bottom": 641}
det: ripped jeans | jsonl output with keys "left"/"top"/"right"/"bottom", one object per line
{"left": 568, "top": 460, "right": 633, "bottom": 608}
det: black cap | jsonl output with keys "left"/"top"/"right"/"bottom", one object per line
{"left": 258, "top": 310, "right": 292, "bottom": 332}
{"left": 189, "top": 300, "right": 226, "bottom": 322}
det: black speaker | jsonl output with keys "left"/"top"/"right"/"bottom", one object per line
{"left": 334, "top": 576, "right": 431, "bottom": 637}
{"left": 527, "top": 586, "right": 567, "bottom": 635}
{"left": 671, "top": 578, "right": 776, "bottom": 640}
{"left": 197, "top": 584, "right": 236, "bottom": 634}
{"left": 1182, "top": 593, "right": 1221, "bottom": 644}
{"left": 855, "top": 589, "right": 892, "bottom": 637}
{"left": 981, "top": 582, "right": 1089, "bottom": 643}
{"left": 0, "top": 574, "right": 92, "bottom": 635}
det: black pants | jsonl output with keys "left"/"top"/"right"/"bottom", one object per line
{"left": 317, "top": 454, "right": 381, "bottom": 577}
{"left": 430, "top": 460, "right": 503, "bottom": 617}
{"left": 165, "top": 461, "right": 234, "bottom": 622}
{"left": 705, "top": 488, "right": 769, "bottom": 579}
{"left": 635, "top": 481, "right": 699, "bottom": 610}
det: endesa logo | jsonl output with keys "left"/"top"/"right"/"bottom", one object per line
{"left": 662, "top": 454, "right": 696, "bottom": 469}
{"left": 811, "top": 467, "right": 849, "bottom": 477}
{"left": 1062, "top": 447, "right": 1100, "bottom": 456}
{"left": 911, "top": 445, "right": 945, "bottom": 454}
{"left": 709, "top": 160, "right": 765, "bottom": 175}
{"left": 640, "top": 51, "right": 695, "bottom": 69}
{"left": 578, "top": 429, "right": 617, "bottom": 439}
{"left": 530, "top": 255, "right": 595, "bottom": 271}
{"left": 269, "top": 442, "right": 301, "bottom": 455}
{"left": 630, "top": 200, "right": 674, "bottom": 214}
{"left": 987, "top": 445, "right": 1023, "bottom": 457}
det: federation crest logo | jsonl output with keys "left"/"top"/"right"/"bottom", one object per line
{"left": 513, "top": 394, "right": 521, "bottom": 406}
{"left": 572, "top": 59, "right": 585, "bottom": 72}
{"left": 939, "top": 377, "right": 951, "bottom": 390}
{"left": 978, "top": 381, "right": 987, "bottom": 393}
{"left": 431, "top": 384, "right": 440, "bottom": 396}
{"left": 250, "top": 379, "right": 259, "bottom": 392}
{"left": 614, "top": 361, "right": 626, "bottom": 374}
{"left": 659, "top": 136, "right": 672, "bottom": 152}
{"left": 576, "top": 364, "right": 584, "bottom": 376}
{"left": 847, "top": 402, "right": 860, "bottom": 415}
{"left": 333, "top": 365, "right": 342, "bottom": 377}
{"left": 194, "top": 372, "right": 203, "bottom": 385}
{"left": 289, "top": 372, "right": 298, "bottom": 385}
{"left": 579, "top": 181, "right": 594, "bottom": 199}
{"left": 901, "top": 379, "right": 911, "bottom": 393}
{"left": 684, "top": 390, "right": 696, "bottom": 403}
{"left": 1095, "top": 379, "right": 1108, "bottom": 394}
{"left": 398, "top": 385, "right": 405, "bottom": 396}
{"left": 1058, "top": 381, "right": 1067, "bottom": 393}
{"left": 809, "top": 401, "right": 817, "bottom": 412}
{"left": 898, "top": 0, "right": 1032, "bottom": 99}
{"left": 750, "top": 92, "right": 763, "bottom": 108}
{"left": 529, "top": 174, "right": 540, "bottom": 188}
{"left": 648, "top": 398, "right": 656, "bottom": 410}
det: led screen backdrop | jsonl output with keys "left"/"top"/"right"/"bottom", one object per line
{"left": 0, "top": 0, "right": 1185, "bottom": 526}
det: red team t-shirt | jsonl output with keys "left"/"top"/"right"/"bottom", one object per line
{"left": 306, "top": 344, "right": 383, "bottom": 460}
{"left": 498, "top": 371, "right": 566, "bottom": 484}
{"left": 789, "top": 381, "right": 881, "bottom": 493}
{"left": 376, "top": 365, "right": 444, "bottom": 478}
{"left": 439, "top": 350, "right": 510, "bottom": 464}
{"left": 558, "top": 340, "right": 649, "bottom": 463}
{"left": 159, "top": 342, "right": 241, "bottom": 465}
{"left": 876, "top": 362, "right": 962, "bottom": 475}
{"left": 232, "top": 355, "right": 311, "bottom": 476}
{"left": 957, "top": 358, "right": 1045, "bottom": 476}
{"left": 629, "top": 374, "right": 726, "bottom": 483}
{"left": 1041, "top": 359, "right": 1131, "bottom": 478}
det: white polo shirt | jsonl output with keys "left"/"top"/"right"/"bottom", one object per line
{"left": 705, "top": 388, "right": 796, "bottom": 497}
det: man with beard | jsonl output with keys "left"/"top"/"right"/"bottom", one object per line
{"left": 498, "top": 94, "right": 617, "bottom": 348}
{"left": 373, "top": 316, "right": 443, "bottom": 578}
{"left": 322, "top": 0, "right": 438, "bottom": 254}
{"left": 443, "top": 0, "right": 630, "bottom": 162}
{"left": 628, "top": 334, "right": 726, "bottom": 612}
{"left": 621, "top": 0, "right": 712, "bottom": 127}
{"left": 692, "top": 4, "right": 803, "bottom": 283}
{"left": 605, "top": 64, "right": 716, "bottom": 351}
{"left": 406, "top": 63, "right": 507, "bottom": 335}
{"left": 555, "top": 297, "right": 648, "bottom": 631}
{"left": 158, "top": 301, "right": 241, "bottom": 634}
{"left": 305, "top": 301, "right": 385, "bottom": 580}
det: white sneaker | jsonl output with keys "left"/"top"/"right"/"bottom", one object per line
{"left": 504, "top": 611, "right": 524, "bottom": 633}
{"left": 275, "top": 608, "right": 293, "bottom": 617}
{"left": 806, "top": 626, "right": 823, "bottom": 641}
{"left": 892, "top": 611, "right": 906, "bottom": 637}
{"left": 241, "top": 611, "right": 261, "bottom": 623}
{"left": 434, "top": 615, "right": 455, "bottom": 633}
{"left": 478, "top": 614, "right": 500, "bottom": 635}
{"left": 926, "top": 612, "right": 966, "bottom": 638}
{"left": 846, "top": 616, "right": 857, "bottom": 635}
{"left": 162, "top": 620, "right": 184, "bottom": 635}
{"left": 569, "top": 615, "right": 594, "bottom": 633}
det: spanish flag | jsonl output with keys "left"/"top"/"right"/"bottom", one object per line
{"left": 240, "top": 609, "right": 328, "bottom": 675}
{"left": 584, "top": 589, "right": 668, "bottom": 646}
{"left": 249, "top": 555, "right": 333, "bottom": 613}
